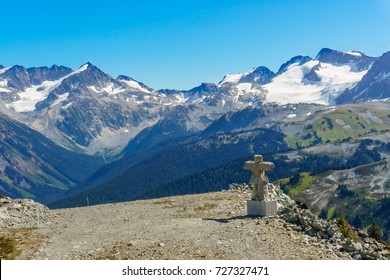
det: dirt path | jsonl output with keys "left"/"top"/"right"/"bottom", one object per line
{"left": 12, "top": 191, "right": 350, "bottom": 260}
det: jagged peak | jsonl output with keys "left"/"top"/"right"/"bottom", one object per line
{"left": 252, "top": 65, "right": 274, "bottom": 73}
{"left": 187, "top": 82, "right": 219, "bottom": 93}
{"left": 315, "top": 48, "right": 368, "bottom": 61}
{"left": 8, "top": 65, "right": 27, "bottom": 71}
{"left": 83, "top": 61, "right": 95, "bottom": 67}
{"left": 116, "top": 74, "right": 154, "bottom": 93}
{"left": 238, "top": 66, "right": 276, "bottom": 85}
{"left": 117, "top": 74, "right": 134, "bottom": 81}
{"left": 74, "top": 62, "right": 108, "bottom": 76}
{"left": 219, "top": 66, "right": 275, "bottom": 85}
{"left": 277, "top": 55, "right": 312, "bottom": 75}
{"left": 77, "top": 61, "right": 100, "bottom": 71}
{"left": 49, "top": 64, "right": 72, "bottom": 70}
{"left": 157, "top": 88, "right": 182, "bottom": 95}
{"left": 315, "top": 48, "right": 342, "bottom": 59}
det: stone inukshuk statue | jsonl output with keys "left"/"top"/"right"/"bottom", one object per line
{"left": 244, "top": 155, "right": 277, "bottom": 216}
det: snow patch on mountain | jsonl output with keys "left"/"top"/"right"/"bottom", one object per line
{"left": 235, "top": 83, "right": 263, "bottom": 95}
{"left": 120, "top": 79, "right": 152, "bottom": 93}
{"left": 0, "top": 67, "right": 12, "bottom": 93}
{"left": 236, "top": 83, "right": 253, "bottom": 92}
{"left": 74, "top": 63, "right": 90, "bottom": 74}
{"left": 264, "top": 60, "right": 367, "bottom": 105}
{"left": 345, "top": 51, "right": 362, "bottom": 57}
{"left": 172, "top": 93, "right": 189, "bottom": 104}
{"left": 50, "top": 93, "right": 69, "bottom": 108}
{"left": 88, "top": 83, "right": 126, "bottom": 95}
{"left": 220, "top": 73, "right": 244, "bottom": 84}
{"left": 61, "top": 102, "right": 72, "bottom": 110}
{"left": 286, "top": 113, "right": 297, "bottom": 118}
{"left": 0, "top": 79, "right": 11, "bottom": 93}
{"left": 8, "top": 79, "right": 63, "bottom": 112}
{"left": 6, "top": 64, "right": 91, "bottom": 112}
{"left": 0, "top": 67, "right": 9, "bottom": 75}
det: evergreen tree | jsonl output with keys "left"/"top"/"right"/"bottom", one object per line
{"left": 318, "top": 209, "right": 327, "bottom": 219}
{"left": 368, "top": 222, "right": 382, "bottom": 241}
{"left": 351, "top": 213, "right": 363, "bottom": 228}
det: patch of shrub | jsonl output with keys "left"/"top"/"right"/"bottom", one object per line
{"left": 337, "top": 215, "right": 359, "bottom": 242}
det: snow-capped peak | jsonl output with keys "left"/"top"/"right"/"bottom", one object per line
{"left": 216, "top": 49, "right": 376, "bottom": 106}
{"left": 263, "top": 59, "right": 367, "bottom": 105}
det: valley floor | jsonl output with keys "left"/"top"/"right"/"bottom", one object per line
{"left": 2, "top": 191, "right": 352, "bottom": 260}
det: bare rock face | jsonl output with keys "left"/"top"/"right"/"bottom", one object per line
{"left": 0, "top": 195, "right": 49, "bottom": 228}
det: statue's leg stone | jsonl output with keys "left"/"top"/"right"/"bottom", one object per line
{"left": 251, "top": 177, "right": 262, "bottom": 200}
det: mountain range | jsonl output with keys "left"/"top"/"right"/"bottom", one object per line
{"left": 1, "top": 48, "right": 388, "bottom": 154}
{"left": 1, "top": 48, "right": 390, "bottom": 238}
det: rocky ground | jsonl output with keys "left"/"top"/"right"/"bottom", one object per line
{"left": 0, "top": 195, "right": 50, "bottom": 228}
{"left": 0, "top": 186, "right": 389, "bottom": 260}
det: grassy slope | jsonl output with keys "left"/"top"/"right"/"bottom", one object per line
{"left": 286, "top": 105, "right": 390, "bottom": 149}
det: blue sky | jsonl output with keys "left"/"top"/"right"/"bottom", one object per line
{"left": 1, "top": 0, "right": 389, "bottom": 89}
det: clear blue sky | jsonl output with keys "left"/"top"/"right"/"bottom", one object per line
{"left": 1, "top": 0, "right": 389, "bottom": 90}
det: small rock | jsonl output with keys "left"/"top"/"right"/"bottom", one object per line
{"left": 287, "top": 214, "right": 299, "bottom": 223}
{"left": 364, "top": 237, "right": 373, "bottom": 244}
{"left": 370, "top": 244, "right": 379, "bottom": 251}
{"left": 306, "top": 228, "right": 317, "bottom": 237}
{"left": 342, "top": 241, "right": 363, "bottom": 253}
{"left": 379, "top": 250, "right": 390, "bottom": 257}
{"left": 361, "top": 251, "right": 377, "bottom": 260}
{"left": 299, "top": 216, "right": 308, "bottom": 227}
{"left": 318, "top": 231, "right": 329, "bottom": 240}
{"left": 312, "top": 222, "right": 323, "bottom": 231}
{"left": 342, "top": 242, "right": 356, "bottom": 253}
{"left": 354, "top": 242, "right": 363, "bottom": 251}
{"left": 326, "top": 227, "right": 337, "bottom": 237}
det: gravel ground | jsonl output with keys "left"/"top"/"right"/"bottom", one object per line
{"left": 6, "top": 191, "right": 351, "bottom": 260}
